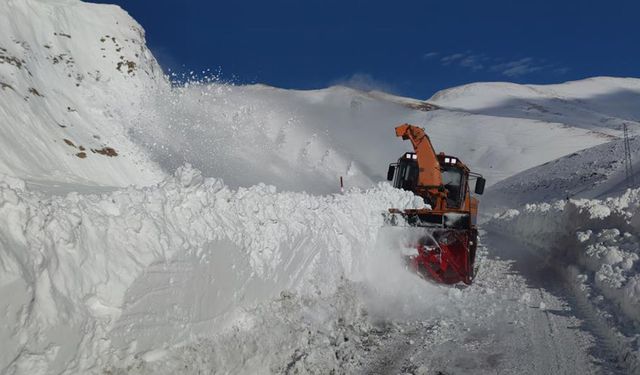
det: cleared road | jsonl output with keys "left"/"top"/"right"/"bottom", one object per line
{"left": 361, "top": 231, "right": 629, "bottom": 375}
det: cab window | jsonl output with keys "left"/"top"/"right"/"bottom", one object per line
{"left": 441, "top": 166, "right": 464, "bottom": 208}
{"left": 393, "top": 159, "right": 418, "bottom": 191}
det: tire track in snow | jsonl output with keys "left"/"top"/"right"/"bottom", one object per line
{"left": 561, "top": 269, "right": 640, "bottom": 374}
{"left": 361, "top": 233, "right": 602, "bottom": 375}
{"left": 362, "top": 323, "right": 427, "bottom": 375}
{"left": 486, "top": 231, "right": 639, "bottom": 375}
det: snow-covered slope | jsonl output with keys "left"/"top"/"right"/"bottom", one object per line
{"left": 483, "top": 136, "right": 640, "bottom": 211}
{"left": 1, "top": 0, "right": 629, "bottom": 193}
{"left": 133, "top": 82, "right": 614, "bottom": 194}
{"left": 0, "top": 0, "right": 165, "bottom": 187}
{"left": 429, "top": 77, "right": 640, "bottom": 135}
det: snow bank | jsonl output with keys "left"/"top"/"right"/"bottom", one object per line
{"left": 106, "top": 282, "right": 375, "bottom": 374}
{"left": 488, "top": 190, "right": 640, "bottom": 325}
{"left": 0, "top": 166, "right": 425, "bottom": 374}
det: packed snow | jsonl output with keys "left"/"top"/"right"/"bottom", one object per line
{"left": 1, "top": 0, "right": 640, "bottom": 374}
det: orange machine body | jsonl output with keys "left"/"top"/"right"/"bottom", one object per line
{"left": 387, "top": 123, "right": 485, "bottom": 284}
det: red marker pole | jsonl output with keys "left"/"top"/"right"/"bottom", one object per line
{"left": 340, "top": 176, "right": 344, "bottom": 194}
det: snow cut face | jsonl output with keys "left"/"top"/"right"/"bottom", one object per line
{"left": 0, "top": 165, "right": 426, "bottom": 374}
{"left": 488, "top": 190, "right": 640, "bottom": 326}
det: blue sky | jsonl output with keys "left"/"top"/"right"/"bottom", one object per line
{"left": 89, "top": 0, "right": 639, "bottom": 99}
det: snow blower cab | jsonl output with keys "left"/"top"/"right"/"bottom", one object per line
{"left": 386, "top": 124, "right": 486, "bottom": 285}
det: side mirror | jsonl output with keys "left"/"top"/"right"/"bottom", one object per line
{"left": 387, "top": 164, "right": 396, "bottom": 181}
{"left": 475, "top": 177, "right": 486, "bottom": 195}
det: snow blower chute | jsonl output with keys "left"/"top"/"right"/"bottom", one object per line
{"left": 386, "top": 124, "right": 486, "bottom": 285}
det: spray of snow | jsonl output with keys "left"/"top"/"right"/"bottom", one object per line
{"left": 360, "top": 226, "right": 451, "bottom": 320}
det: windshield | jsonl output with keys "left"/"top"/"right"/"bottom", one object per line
{"left": 393, "top": 159, "right": 418, "bottom": 191}
{"left": 441, "top": 167, "right": 464, "bottom": 208}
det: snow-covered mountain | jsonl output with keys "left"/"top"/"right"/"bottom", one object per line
{"left": 1, "top": 0, "right": 640, "bottom": 374}
{"left": 0, "top": 0, "right": 165, "bottom": 187}
{"left": 429, "top": 77, "right": 640, "bottom": 134}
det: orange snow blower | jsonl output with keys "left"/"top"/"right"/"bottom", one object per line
{"left": 386, "top": 124, "right": 486, "bottom": 285}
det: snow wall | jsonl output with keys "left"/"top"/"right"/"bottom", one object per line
{"left": 0, "top": 166, "right": 449, "bottom": 373}
{"left": 488, "top": 191, "right": 640, "bottom": 326}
